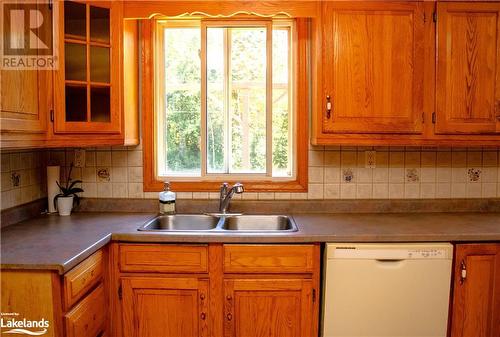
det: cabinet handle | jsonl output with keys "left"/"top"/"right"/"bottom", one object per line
{"left": 226, "top": 313, "right": 232, "bottom": 321}
{"left": 200, "top": 312, "right": 206, "bottom": 320}
{"left": 326, "top": 95, "right": 332, "bottom": 119}
{"left": 460, "top": 260, "right": 467, "bottom": 285}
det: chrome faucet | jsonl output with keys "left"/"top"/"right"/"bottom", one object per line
{"left": 219, "top": 182, "right": 244, "bottom": 214}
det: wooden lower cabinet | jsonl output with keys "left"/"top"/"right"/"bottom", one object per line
{"left": 114, "top": 243, "right": 320, "bottom": 337}
{"left": 121, "top": 277, "right": 209, "bottom": 337}
{"left": 450, "top": 243, "right": 500, "bottom": 337}
{"left": 223, "top": 279, "right": 313, "bottom": 337}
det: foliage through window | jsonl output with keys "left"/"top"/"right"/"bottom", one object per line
{"left": 155, "top": 19, "right": 295, "bottom": 180}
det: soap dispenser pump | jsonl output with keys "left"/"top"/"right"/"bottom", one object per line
{"left": 159, "top": 182, "right": 176, "bottom": 214}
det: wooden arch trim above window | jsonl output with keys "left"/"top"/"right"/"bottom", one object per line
{"left": 141, "top": 18, "right": 309, "bottom": 192}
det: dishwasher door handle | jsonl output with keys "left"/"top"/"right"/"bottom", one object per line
{"left": 376, "top": 259, "right": 405, "bottom": 262}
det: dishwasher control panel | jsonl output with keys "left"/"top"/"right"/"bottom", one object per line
{"left": 328, "top": 243, "right": 453, "bottom": 260}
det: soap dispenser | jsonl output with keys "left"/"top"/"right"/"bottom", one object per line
{"left": 159, "top": 182, "right": 176, "bottom": 214}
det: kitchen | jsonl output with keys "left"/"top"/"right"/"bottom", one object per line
{"left": 1, "top": 1, "right": 499, "bottom": 337}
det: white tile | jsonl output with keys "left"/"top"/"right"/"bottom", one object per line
{"left": 481, "top": 183, "right": 497, "bottom": 198}
{"left": 128, "top": 167, "right": 143, "bottom": 183}
{"left": 112, "top": 183, "right": 128, "bottom": 198}
{"left": 308, "top": 184, "right": 324, "bottom": 199}
{"left": 112, "top": 167, "right": 128, "bottom": 182}
{"left": 436, "top": 183, "right": 451, "bottom": 198}
{"left": 452, "top": 168, "right": 467, "bottom": 182}
{"left": 452, "top": 152, "right": 466, "bottom": 167}
{"left": 420, "top": 183, "right": 436, "bottom": 198}
{"left": 128, "top": 183, "right": 144, "bottom": 198}
{"left": 85, "top": 151, "right": 96, "bottom": 167}
{"left": 466, "top": 183, "right": 482, "bottom": 198}
{"left": 324, "top": 167, "right": 340, "bottom": 183}
{"left": 128, "top": 151, "right": 143, "bottom": 167}
{"left": 357, "top": 168, "right": 373, "bottom": 183}
{"left": 97, "top": 183, "right": 112, "bottom": 198}
{"left": 466, "top": 151, "right": 482, "bottom": 167}
{"left": 112, "top": 151, "right": 128, "bottom": 167}
{"left": 436, "top": 167, "right": 452, "bottom": 183}
{"left": 389, "top": 168, "right": 404, "bottom": 183}
{"left": 420, "top": 167, "right": 436, "bottom": 183}
{"left": 1, "top": 154, "right": 11, "bottom": 172}
{"left": 308, "top": 166, "right": 324, "bottom": 183}
{"left": 309, "top": 150, "right": 324, "bottom": 166}
{"left": 241, "top": 192, "right": 258, "bottom": 200}
{"left": 176, "top": 192, "right": 192, "bottom": 199}
{"left": 341, "top": 151, "right": 357, "bottom": 167}
{"left": 389, "top": 183, "right": 404, "bottom": 199}
{"left": 81, "top": 183, "right": 97, "bottom": 198}
{"left": 274, "top": 192, "right": 291, "bottom": 200}
{"left": 258, "top": 193, "right": 275, "bottom": 200}
{"left": 481, "top": 167, "right": 497, "bottom": 183}
{"left": 372, "top": 183, "right": 389, "bottom": 199}
{"left": 324, "top": 151, "right": 340, "bottom": 167}
{"left": 96, "top": 151, "right": 111, "bottom": 166}
{"left": 82, "top": 167, "right": 96, "bottom": 182}
{"left": 340, "top": 184, "right": 356, "bottom": 199}
{"left": 324, "top": 184, "right": 340, "bottom": 199}
{"left": 373, "top": 168, "right": 389, "bottom": 183}
{"left": 389, "top": 152, "right": 404, "bottom": 167}
{"left": 192, "top": 192, "right": 209, "bottom": 199}
{"left": 289, "top": 192, "right": 308, "bottom": 200}
{"left": 482, "top": 151, "right": 498, "bottom": 167}
{"left": 356, "top": 184, "right": 372, "bottom": 199}
{"left": 404, "top": 183, "right": 420, "bottom": 199}
{"left": 451, "top": 183, "right": 466, "bottom": 198}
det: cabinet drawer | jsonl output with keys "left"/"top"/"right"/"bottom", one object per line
{"left": 65, "top": 283, "right": 106, "bottom": 337}
{"left": 64, "top": 250, "right": 104, "bottom": 309}
{"left": 223, "top": 245, "right": 315, "bottom": 273}
{"left": 119, "top": 244, "right": 208, "bottom": 273}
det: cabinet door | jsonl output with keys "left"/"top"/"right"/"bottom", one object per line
{"left": 321, "top": 2, "right": 424, "bottom": 134}
{"left": 54, "top": 0, "right": 121, "bottom": 134}
{"left": 436, "top": 3, "right": 500, "bottom": 134}
{"left": 224, "top": 279, "right": 313, "bottom": 337}
{"left": 121, "top": 277, "right": 209, "bottom": 337}
{"left": 0, "top": 1, "right": 51, "bottom": 134}
{"left": 450, "top": 244, "right": 500, "bottom": 337}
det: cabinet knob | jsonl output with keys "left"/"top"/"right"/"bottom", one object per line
{"left": 326, "top": 95, "right": 332, "bottom": 119}
{"left": 200, "top": 293, "right": 205, "bottom": 300}
{"left": 200, "top": 312, "right": 206, "bottom": 320}
{"left": 226, "top": 313, "right": 232, "bottom": 321}
{"left": 226, "top": 295, "right": 232, "bottom": 301}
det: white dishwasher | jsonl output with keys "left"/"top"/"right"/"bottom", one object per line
{"left": 322, "top": 243, "right": 453, "bottom": 337}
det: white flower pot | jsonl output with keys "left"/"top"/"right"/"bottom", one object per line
{"left": 57, "top": 196, "right": 74, "bottom": 216}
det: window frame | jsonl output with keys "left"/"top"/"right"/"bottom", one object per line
{"left": 142, "top": 17, "right": 309, "bottom": 192}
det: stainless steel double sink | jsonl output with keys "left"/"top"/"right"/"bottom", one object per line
{"left": 138, "top": 214, "right": 298, "bottom": 232}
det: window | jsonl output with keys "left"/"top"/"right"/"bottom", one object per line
{"left": 155, "top": 19, "right": 295, "bottom": 181}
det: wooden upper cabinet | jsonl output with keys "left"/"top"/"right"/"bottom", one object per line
{"left": 0, "top": 1, "right": 51, "bottom": 138}
{"left": 436, "top": 3, "right": 500, "bottom": 135}
{"left": 224, "top": 279, "right": 314, "bottom": 337}
{"left": 321, "top": 2, "right": 425, "bottom": 135}
{"left": 121, "top": 277, "right": 209, "bottom": 337}
{"left": 450, "top": 244, "right": 500, "bottom": 337}
{"left": 54, "top": 0, "right": 122, "bottom": 134}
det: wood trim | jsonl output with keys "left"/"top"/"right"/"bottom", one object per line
{"left": 141, "top": 18, "right": 309, "bottom": 192}
{"left": 123, "top": 1, "right": 320, "bottom": 19}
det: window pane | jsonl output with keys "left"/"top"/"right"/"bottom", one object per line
{"left": 162, "top": 27, "right": 201, "bottom": 176}
{"left": 272, "top": 28, "right": 292, "bottom": 177}
{"left": 206, "top": 27, "right": 267, "bottom": 174}
{"left": 206, "top": 28, "right": 225, "bottom": 173}
{"left": 230, "top": 27, "right": 267, "bottom": 174}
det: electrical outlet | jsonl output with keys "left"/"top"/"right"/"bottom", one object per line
{"left": 74, "top": 149, "right": 85, "bottom": 168}
{"left": 365, "top": 151, "right": 376, "bottom": 169}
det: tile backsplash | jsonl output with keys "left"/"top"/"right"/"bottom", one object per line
{"left": 49, "top": 144, "right": 500, "bottom": 202}
{"left": 1, "top": 150, "right": 47, "bottom": 210}
{"left": 2, "top": 144, "right": 500, "bottom": 211}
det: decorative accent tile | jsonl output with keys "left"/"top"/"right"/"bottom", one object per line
{"left": 342, "top": 168, "right": 354, "bottom": 183}
{"left": 467, "top": 168, "right": 481, "bottom": 183}
{"left": 97, "top": 168, "right": 111, "bottom": 182}
{"left": 406, "top": 168, "right": 420, "bottom": 183}
{"left": 10, "top": 172, "right": 20, "bottom": 187}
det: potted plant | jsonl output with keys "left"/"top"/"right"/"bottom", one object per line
{"left": 54, "top": 163, "right": 83, "bottom": 216}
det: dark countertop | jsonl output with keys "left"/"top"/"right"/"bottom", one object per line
{"left": 2, "top": 212, "right": 500, "bottom": 274}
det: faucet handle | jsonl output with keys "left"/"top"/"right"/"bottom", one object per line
{"left": 233, "top": 182, "right": 244, "bottom": 194}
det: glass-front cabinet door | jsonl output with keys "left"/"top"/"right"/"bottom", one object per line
{"left": 54, "top": 0, "right": 121, "bottom": 134}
